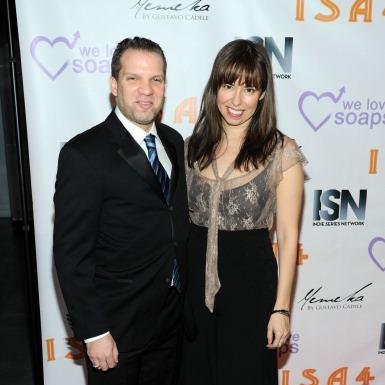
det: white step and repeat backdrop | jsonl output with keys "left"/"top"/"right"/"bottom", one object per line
{"left": 15, "top": 1, "right": 385, "bottom": 384}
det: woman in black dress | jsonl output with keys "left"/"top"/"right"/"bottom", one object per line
{"left": 181, "top": 40, "right": 306, "bottom": 385}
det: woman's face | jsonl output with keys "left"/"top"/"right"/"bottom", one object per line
{"left": 216, "top": 78, "right": 263, "bottom": 132}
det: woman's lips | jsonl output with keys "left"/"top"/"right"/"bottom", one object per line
{"left": 227, "top": 107, "right": 243, "bottom": 119}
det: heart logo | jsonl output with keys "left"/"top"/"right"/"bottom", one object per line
{"left": 368, "top": 237, "right": 385, "bottom": 272}
{"left": 298, "top": 87, "right": 346, "bottom": 132}
{"left": 30, "top": 31, "right": 80, "bottom": 80}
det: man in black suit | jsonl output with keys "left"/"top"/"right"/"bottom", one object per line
{"left": 53, "top": 37, "right": 189, "bottom": 385}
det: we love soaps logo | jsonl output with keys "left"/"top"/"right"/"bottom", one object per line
{"left": 368, "top": 237, "right": 385, "bottom": 272}
{"left": 30, "top": 31, "right": 114, "bottom": 80}
{"left": 298, "top": 86, "right": 385, "bottom": 131}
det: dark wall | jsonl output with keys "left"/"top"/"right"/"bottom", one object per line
{"left": 0, "top": 99, "right": 10, "bottom": 216}
{"left": 0, "top": 0, "right": 33, "bottom": 223}
{"left": 0, "top": 2, "right": 11, "bottom": 217}
{"left": 0, "top": 1, "right": 43, "bottom": 384}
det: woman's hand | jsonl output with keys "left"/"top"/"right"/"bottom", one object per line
{"left": 266, "top": 313, "right": 290, "bottom": 349}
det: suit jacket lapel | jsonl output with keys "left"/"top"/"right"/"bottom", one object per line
{"left": 106, "top": 112, "right": 166, "bottom": 204}
{"left": 156, "top": 123, "right": 179, "bottom": 203}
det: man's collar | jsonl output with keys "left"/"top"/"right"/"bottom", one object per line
{"left": 114, "top": 106, "right": 157, "bottom": 145}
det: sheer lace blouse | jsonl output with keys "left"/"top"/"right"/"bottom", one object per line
{"left": 185, "top": 135, "right": 307, "bottom": 312}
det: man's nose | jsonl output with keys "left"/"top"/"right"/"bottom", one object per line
{"left": 138, "top": 80, "right": 153, "bottom": 95}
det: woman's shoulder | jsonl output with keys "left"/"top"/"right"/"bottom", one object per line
{"left": 271, "top": 134, "right": 302, "bottom": 159}
{"left": 279, "top": 134, "right": 298, "bottom": 150}
{"left": 276, "top": 133, "right": 308, "bottom": 172}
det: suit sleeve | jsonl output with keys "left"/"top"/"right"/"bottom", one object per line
{"left": 53, "top": 144, "right": 109, "bottom": 340}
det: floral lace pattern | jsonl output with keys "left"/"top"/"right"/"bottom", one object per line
{"left": 185, "top": 136, "right": 307, "bottom": 311}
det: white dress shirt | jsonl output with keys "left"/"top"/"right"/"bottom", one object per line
{"left": 115, "top": 107, "right": 172, "bottom": 177}
{"left": 84, "top": 108, "right": 172, "bottom": 344}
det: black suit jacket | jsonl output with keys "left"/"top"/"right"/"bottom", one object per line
{"left": 53, "top": 112, "right": 190, "bottom": 352}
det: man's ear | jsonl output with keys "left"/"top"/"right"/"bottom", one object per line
{"left": 259, "top": 91, "right": 266, "bottom": 101}
{"left": 110, "top": 76, "right": 118, "bottom": 97}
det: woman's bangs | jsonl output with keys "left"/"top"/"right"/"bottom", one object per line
{"left": 219, "top": 59, "right": 263, "bottom": 89}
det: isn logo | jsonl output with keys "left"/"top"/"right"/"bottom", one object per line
{"left": 174, "top": 96, "right": 198, "bottom": 125}
{"left": 272, "top": 243, "right": 309, "bottom": 266}
{"left": 379, "top": 323, "right": 385, "bottom": 354}
{"left": 298, "top": 86, "right": 385, "bottom": 131}
{"left": 128, "top": 0, "right": 210, "bottom": 21}
{"left": 313, "top": 189, "right": 367, "bottom": 227}
{"left": 281, "top": 366, "right": 375, "bottom": 385}
{"left": 30, "top": 31, "right": 116, "bottom": 80}
{"left": 369, "top": 149, "right": 380, "bottom": 175}
{"left": 241, "top": 36, "right": 293, "bottom": 79}
{"left": 296, "top": 0, "right": 383, "bottom": 23}
{"left": 46, "top": 336, "right": 84, "bottom": 362}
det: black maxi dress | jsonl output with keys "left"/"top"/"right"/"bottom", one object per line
{"left": 180, "top": 137, "right": 306, "bottom": 385}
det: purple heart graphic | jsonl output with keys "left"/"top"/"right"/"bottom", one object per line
{"left": 368, "top": 237, "right": 385, "bottom": 272}
{"left": 298, "top": 86, "right": 346, "bottom": 132}
{"left": 30, "top": 31, "right": 80, "bottom": 80}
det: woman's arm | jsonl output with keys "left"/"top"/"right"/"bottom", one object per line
{"left": 266, "top": 161, "right": 304, "bottom": 349}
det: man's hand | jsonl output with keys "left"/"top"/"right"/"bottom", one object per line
{"left": 87, "top": 334, "right": 119, "bottom": 371}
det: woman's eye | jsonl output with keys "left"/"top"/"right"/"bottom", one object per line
{"left": 245, "top": 87, "right": 256, "bottom": 94}
{"left": 223, "top": 84, "right": 233, "bottom": 90}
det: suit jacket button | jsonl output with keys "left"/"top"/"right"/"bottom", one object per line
{"left": 173, "top": 241, "right": 178, "bottom": 247}
{"left": 165, "top": 278, "right": 171, "bottom": 284}
{"left": 169, "top": 205, "right": 174, "bottom": 211}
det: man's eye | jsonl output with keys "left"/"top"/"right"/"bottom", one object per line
{"left": 153, "top": 77, "right": 164, "bottom": 83}
{"left": 126, "top": 76, "right": 136, "bottom": 81}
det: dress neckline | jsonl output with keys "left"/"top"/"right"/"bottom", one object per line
{"left": 196, "top": 158, "right": 268, "bottom": 183}
{"left": 212, "top": 159, "right": 234, "bottom": 181}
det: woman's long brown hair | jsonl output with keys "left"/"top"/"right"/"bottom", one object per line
{"left": 187, "top": 39, "right": 283, "bottom": 171}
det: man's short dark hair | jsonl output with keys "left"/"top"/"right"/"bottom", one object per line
{"left": 111, "top": 37, "right": 167, "bottom": 79}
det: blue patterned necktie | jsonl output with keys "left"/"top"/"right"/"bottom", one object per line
{"left": 144, "top": 134, "right": 170, "bottom": 203}
{"left": 144, "top": 134, "right": 180, "bottom": 291}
